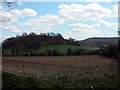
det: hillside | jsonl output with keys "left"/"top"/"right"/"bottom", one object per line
{"left": 2, "top": 33, "right": 118, "bottom": 56}
{"left": 79, "top": 37, "right": 118, "bottom": 47}
{"left": 2, "top": 32, "right": 80, "bottom": 56}
{"left": 2, "top": 32, "right": 79, "bottom": 48}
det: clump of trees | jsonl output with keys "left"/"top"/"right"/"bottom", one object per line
{"left": 38, "top": 49, "right": 62, "bottom": 56}
{"left": 66, "top": 48, "right": 98, "bottom": 56}
{"left": 99, "top": 31, "right": 119, "bottom": 59}
{"left": 99, "top": 44, "right": 118, "bottom": 58}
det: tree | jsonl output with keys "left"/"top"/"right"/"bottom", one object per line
{"left": 68, "top": 38, "right": 75, "bottom": 42}
{"left": 22, "top": 33, "right": 27, "bottom": 36}
{"left": 0, "top": 0, "right": 18, "bottom": 22}
{"left": 67, "top": 48, "right": 72, "bottom": 55}
{"left": 52, "top": 49, "right": 59, "bottom": 56}
{"left": 29, "top": 32, "right": 36, "bottom": 36}
{"left": 76, "top": 49, "right": 80, "bottom": 55}
{"left": 101, "top": 45, "right": 117, "bottom": 58}
{"left": 50, "top": 32, "right": 56, "bottom": 36}
{"left": 47, "top": 49, "right": 52, "bottom": 56}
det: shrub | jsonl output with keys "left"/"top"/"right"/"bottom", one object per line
{"left": 47, "top": 49, "right": 52, "bottom": 56}
{"left": 52, "top": 49, "right": 59, "bottom": 56}
{"left": 100, "top": 45, "right": 118, "bottom": 58}
{"left": 67, "top": 48, "right": 72, "bottom": 55}
{"left": 75, "top": 49, "right": 86, "bottom": 55}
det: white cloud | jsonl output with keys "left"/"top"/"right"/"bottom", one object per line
{"left": 99, "top": 20, "right": 117, "bottom": 27}
{"left": 113, "top": 5, "right": 118, "bottom": 13}
{"left": 63, "top": 23, "right": 101, "bottom": 40}
{"left": 0, "top": 8, "right": 37, "bottom": 22}
{"left": 109, "top": 4, "right": 118, "bottom": 17}
{"left": 99, "top": 20, "right": 110, "bottom": 26}
{"left": 1, "top": 8, "right": 37, "bottom": 32}
{"left": 58, "top": 3, "right": 111, "bottom": 22}
{"left": 22, "top": 8, "right": 37, "bottom": 17}
{"left": 93, "top": 24, "right": 100, "bottom": 28}
{"left": 18, "top": 2, "right": 23, "bottom": 5}
{"left": 2, "top": 25, "right": 21, "bottom": 32}
{"left": 87, "top": 0, "right": 113, "bottom": 2}
{"left": 23, "top": 14, "right": 64, "bottom": 33}
{"left": 0, "top": 10, "right": 12, "bottom": 22}
{"left": 11, "top": 8, "right": 37, "bottom": 18}
{"left": 0, "top": 35, "right": 11, "bottom": 43}
{"left": 68, "top": 23, "right": 95, "bottom": 30}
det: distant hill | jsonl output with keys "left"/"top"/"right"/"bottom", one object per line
{"left": 79, "top": 37, "right": 118, "bottom": 47}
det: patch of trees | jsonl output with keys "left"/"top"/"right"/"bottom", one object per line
{"left": 66, "top": 48, "right": 98, "bottom": 56}
{"left": 37, "top": 49, "right": 62, "bottom": 56}
{"left": 99, "top": 44, "right": 118, "bottom": 58}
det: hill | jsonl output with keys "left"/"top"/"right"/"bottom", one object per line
{"left": 79, "top": 37, "right": 118, "bottom": 47}
{"left": 2, "top": 32, "right": 80, "bottom": 48}
{"left": 2, "top": 32, "right": 80, "bottom": 56}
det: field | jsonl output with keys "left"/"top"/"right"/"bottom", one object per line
{"left": 37, "top": 44, "right": 98, "bottom": 54}
{"left": 2, "top": 55, "right": 119, "bottom": 88}
{"left": 3, "top": 55, "right": 117, "bottom": 77}
{"left": 3, "top": 44, "right": 98, "bottom": 56}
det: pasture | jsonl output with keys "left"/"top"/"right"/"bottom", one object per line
{"left": 3, "top": 44, "right": 99, "bottom": 56}
{"left": 37, "top": 44, "right": 98, "bottom": 54}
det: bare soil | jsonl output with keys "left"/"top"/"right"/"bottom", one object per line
{"left": 2, "top": 55, "right": 118, "bottom": 78}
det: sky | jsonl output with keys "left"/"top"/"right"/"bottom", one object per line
{"left": 0, "top": 1, "right": 119, "bottom": 42}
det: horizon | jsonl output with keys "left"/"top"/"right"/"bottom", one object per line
{"left": 1, "top": 32, "right": 119, "bottom": 43}
{"left": 1, "top": 1, "right": 118, "bottom": 42}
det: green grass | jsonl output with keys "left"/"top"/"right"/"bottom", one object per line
{"left": 2, "top": 71, "right": 119, "bottom": 89}
{"left": 3, "top": 44, "right": 99, "bottom": 56}
{"left": 3, "top": 49, "right": 12, "bottom": 56}
{"left": 37, "top": 44, "right": 98, "bottom": 54}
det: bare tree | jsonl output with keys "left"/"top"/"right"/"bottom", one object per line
{"left": 0, "top": 0, "right": 17, "bottom": 22}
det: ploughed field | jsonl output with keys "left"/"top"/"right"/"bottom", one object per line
{"left": 2, "top": 55, "right": 117, "bottom": 78}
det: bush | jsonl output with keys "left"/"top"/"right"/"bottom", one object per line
{"left": 75, "top": 49, "right": 86, "bottom": 55}
{"left": 47, "top": 49, "right": 52, "bottom": 56}
{"left": 52, "top": 49, "right": 59, "bottom": 56}
{"left": 100, "top": 45, "right": 118, "bottom": 58}
{"left": 67, "top": 48, "right": 72, "bottom": 55}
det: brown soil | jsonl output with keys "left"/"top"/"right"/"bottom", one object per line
{"left": 2, "top": 55, "right": 118, "bottom": 78}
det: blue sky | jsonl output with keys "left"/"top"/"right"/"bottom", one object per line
{"left": 1, "top": 1, "right": 118, "bottom": 41}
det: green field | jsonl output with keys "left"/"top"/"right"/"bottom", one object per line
{"left": 3, "top": 44, "right": 99, "bottom": 56}
{"left": 37, "top": 44, "right": 99, "bottom": 54}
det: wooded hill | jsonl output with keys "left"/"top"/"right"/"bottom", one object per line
{"left": 2, "top": 32, "right": 118, "bottom": 56}
{"left": 2, "top": 32, "right": 80, "bottom": 56}
{"left": 79, "top": 37, "right": 118, "bottom": 47}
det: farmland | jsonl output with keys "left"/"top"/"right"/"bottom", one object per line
{"left": 3, "top": 55, "right": 117, "bottom": 77}
{"left": 2, "top": 55, "right": 118, "bottom": 88}
{"left": 3, "top": 44, "right": 99, "bottom": 56}
{"left": 2, "top": 33, "right": 119, "bottom": 88}
{"left": 37, "top": 44, "right": 98, "bottom": 55}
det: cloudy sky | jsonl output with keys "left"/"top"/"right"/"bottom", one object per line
{"left": 1, "top": 1, "right": 118, "bottom": 42}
